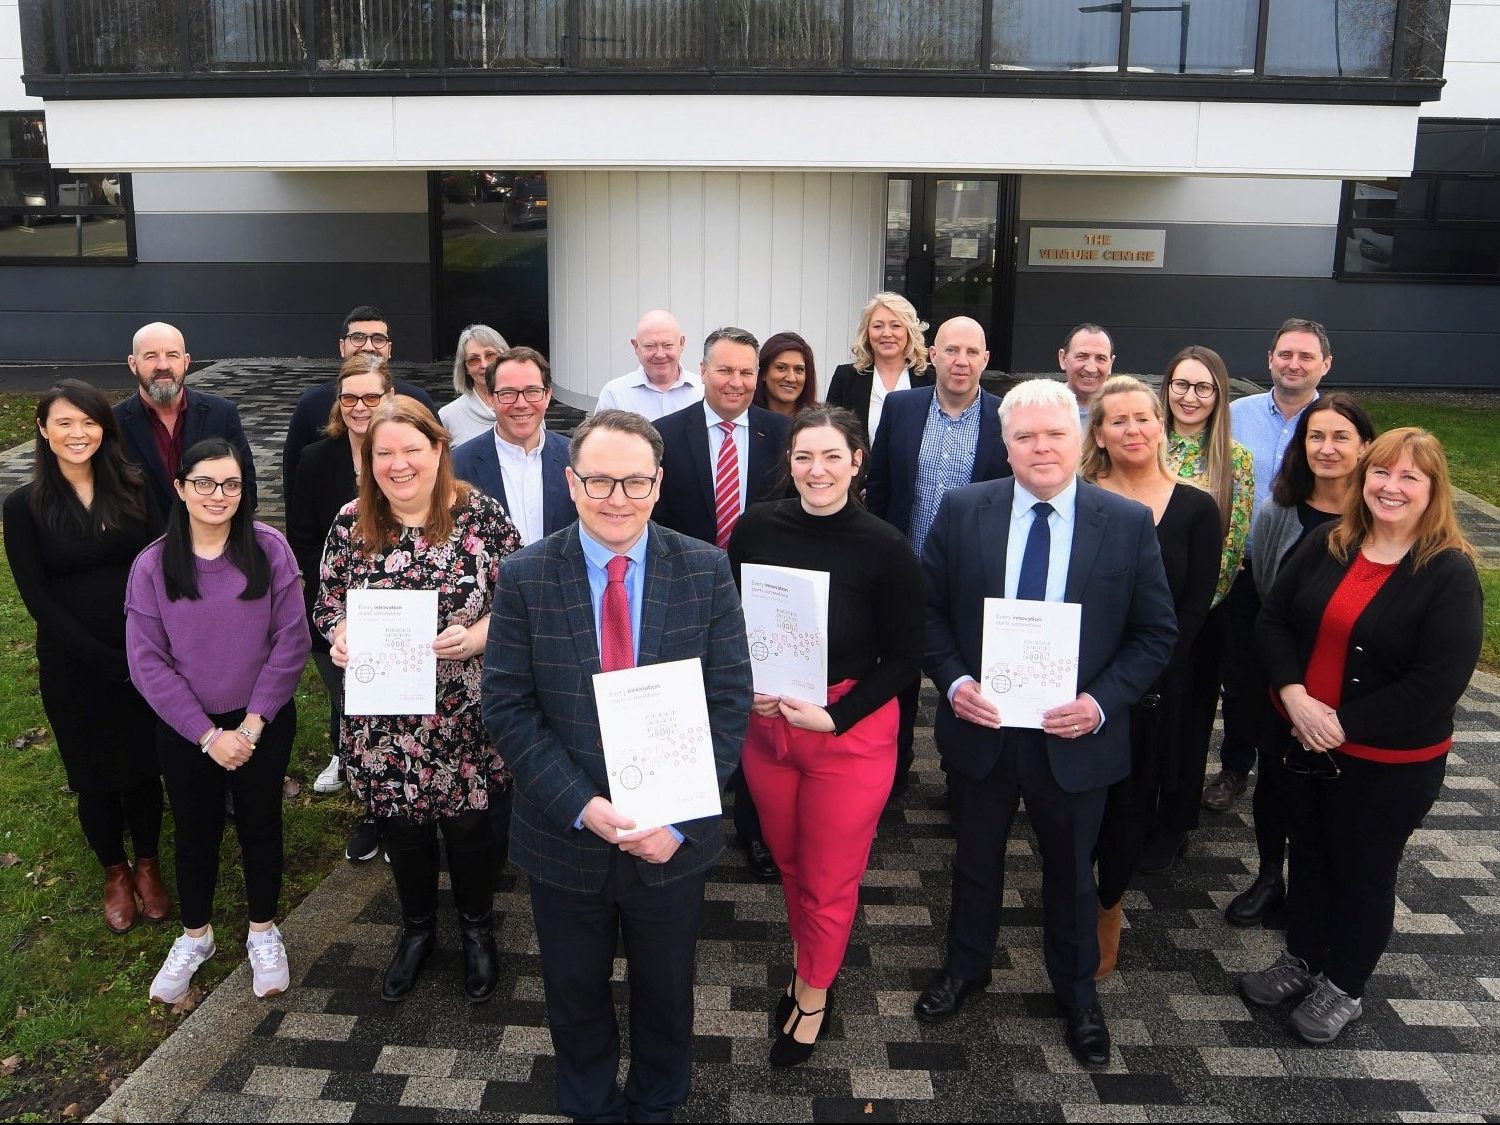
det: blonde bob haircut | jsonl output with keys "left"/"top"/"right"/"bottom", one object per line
{"left": 1329, "top": 426, "right": 1474, "bottom": 571}
{"left": 354, "top": 396, "right": 472, "bottom": 555}
{"left": 325, "top": 353, "right": 394, "bottom": 439}
{"left": 848, "top": 292, "right": 930, "bottom": 375}
{"left": 1080, "top": 375, "right": 1173, "bottom": 484}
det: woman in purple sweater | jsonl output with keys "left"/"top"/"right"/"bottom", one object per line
{"left": 126, "top": 437, "right": 312, "bottom": 1006}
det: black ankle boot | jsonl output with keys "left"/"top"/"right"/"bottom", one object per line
{"left": 460, "top": 911, "right": 499, "bottom": 1003}
{"left": 381, "top": 915, "right": 436, "bottom": 1002}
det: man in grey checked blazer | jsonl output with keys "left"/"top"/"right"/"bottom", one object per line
{"left": 483, "top": 409, "right": 752, "bottom": 1123}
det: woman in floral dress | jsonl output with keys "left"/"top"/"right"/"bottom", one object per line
{"left": 315, "top": 396, "right": 521, "bottom": 1004}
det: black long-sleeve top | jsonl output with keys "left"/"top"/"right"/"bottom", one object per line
{"left": 727, "top": 496, "right": 924, "bottom": 735}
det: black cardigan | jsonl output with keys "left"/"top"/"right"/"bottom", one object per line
{"left": 1255, "top": 522, "right": 1483, "bottom": 754}
{"left": 825, "top": 363, "right": 935, "bottom": 439}
{"left": 285, "top": 435, "right": 359, "bottom": 654}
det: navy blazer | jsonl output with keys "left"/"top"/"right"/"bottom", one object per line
{"left": 114, "top": 388, "right": 258, "bottom": 515}
{"left": 864, "top": 386, "right": 1010, "bottom": 539}
{"left": 482, "top": 522, "right": 752, "bottom": 894}
{"left": 922, "top": 477, "right": 1177, "bottom": 793}
{"left": 824, "top": 362, "right": 935, "bottom": 439}
{"left": 651, "top": 401, "right": 791, "bottom": 546}
{"left": 451, "top": 428, "right": 576, "bottom": 539}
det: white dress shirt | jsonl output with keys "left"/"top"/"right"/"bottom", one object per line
{"left": 866, "top": 367, "right": 911, "bottom": 441}
{"left": 703, "top": 402, "right": 750, "bottom": 516}
{"left": 593, "top": 365, "right": 703, "bottom": 422}
{"left": 494, "top": 424, "right": 547, "bottom": 546}
{"left": 1004, "top": 477, "right": 1077, "bottom": 603}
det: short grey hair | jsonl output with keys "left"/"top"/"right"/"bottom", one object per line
{"left": 999, "top": 378, "right": 1083, "bottom": 438}
{"left": 702, "top": 326, "right": 760, "bottom": 358}
{"left": 451, "top": 323, "right": 509, "bottom": 397}
{"left": 570, "top": 409, "right": 665, "bottom": 470}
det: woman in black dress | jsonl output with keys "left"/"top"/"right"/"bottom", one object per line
{"left": 1080, "top": 376, "right": 1220, "bottom": 975}
{"left": 2, "top": 379, "right": 169, "bottom": 933}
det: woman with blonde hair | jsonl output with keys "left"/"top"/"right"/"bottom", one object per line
{"left": 825, "top": 292, "right": 933, "bottom": 441}
{"left": 1240, "top": 428, "right": 1482, "bottom": 1044}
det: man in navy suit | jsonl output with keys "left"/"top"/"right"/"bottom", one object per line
{"left": 864, "top": 316, "right": 1012, "bottom": 795}
{"left": 113, "top": 321, "right": 257, "bottom": 514}
{"left": 451, "top": 346, "right": 575, "bottom": 546}
{"left": 651, "top": 326, "right": 790, "bottom": 881}
{"left": 913, "top": 378, "right": 1176, "bottom": 1069}
{"left": 482, "top": 410, "right": 751, "bottom": 1122}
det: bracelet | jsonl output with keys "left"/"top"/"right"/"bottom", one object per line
{"left": 237, "top": 724, "right": 260, "bottom": 746}
{"left": 199, "top": 727, "right": 223, "bottom": 753}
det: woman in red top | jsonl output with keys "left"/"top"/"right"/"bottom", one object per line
{"left": 1238, "top": 428, "right": 1483, "bottom": 1045}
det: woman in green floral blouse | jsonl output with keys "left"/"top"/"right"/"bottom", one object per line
{"left": 1137, "top": 345, "right": 1255, "bottom": 874}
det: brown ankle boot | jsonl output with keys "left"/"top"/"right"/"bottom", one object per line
{"left": 1096, "top": 900, "right": 1123, "bottom": 979}
{"left": 103, "top": 863, "right": 138, "bottom": 934}
{"left": 133, "top": 857, "right": 173, "bottom": 923}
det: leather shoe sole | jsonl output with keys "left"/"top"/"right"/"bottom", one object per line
{"left": 913, "top": 969, "right": 992, "bottom": 1024}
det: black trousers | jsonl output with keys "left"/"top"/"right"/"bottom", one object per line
{"left": 894, "top": 676, "right": 920, "bottom": 788}
{"left": 1286, "top": 751, "right": 1445, "bottom": 998}
{"left": 385, "top": 808, "right": 493, "bottom": 921}
{"left": 309, "top": 650, "right": 345, "bottom": 766}
{"left": 729, "top": 765, "right": 763, "bottom": 848}
{"left": 77, "top": 779, "right": 164, "bottom": 869}
{"left": 1217, "top": 568, "right": 1264, "bottom": 776}
{"left": 158, "top": 705, "right": 295, "bottom": 929}
{"left": 1250, "top": 708, "right": 1293, "bottom": 876}
{"left": 944, "top": 731, "right": 1108, "bottom": 1010}
{"left": 529, "top": 855, "right": 707, "bottom": 1123}
{"left": 1164, "top": 603, "right": 1228, "bottom": 833}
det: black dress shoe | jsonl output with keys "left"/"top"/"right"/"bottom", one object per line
{"left": 769, "top": 990, "right": 833, "bottom": 1068}
{"left": 459, "top": 911, "right": 500, "bottom": 1003}
{"left": 913, "top": 969, "right": 992, "bottom": 1024}
{"left": 1225, "top": 871, "right": 1285, "bottom": 928}
{"left": 381, "top": 916, "right": 436, "bottom": 1002}
{"left": 1137, "top": 830, "right": 1187, "bottom": 874}
{"left": 745, "top": 840, "right": 779, "bottom": 881}
{"left": 1062, "top": 1002, "right": 1111, "bottom": 1067}
{"left": 772, "top": 971, "right": 796, "bottom": 1033}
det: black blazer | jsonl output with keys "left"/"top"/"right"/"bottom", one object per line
{"left": 922, "top": 477, "right": 1177, "bottom": 793}
{"left": 282, "top": 378, "right": 437, "bottom": 502}
{"left": 113, "top": 389, "right": 257, "bottom": 515}
{"left": 652, "top": 402, "right": 792, "bottom": 546}
{"left": 865, "top": 386, "right": 1011, "bottom": 539}
{"left": 1256, "top": 523, "right": 1483, "bottom": 753}
{"left": 285, "top": 436, "right": 358, "bottom": 654}
{"left": 451, "top": 428, "right": 576, "bottom": 539}
{"left": 825, "top": 363, "right": 935, "bottom": 438}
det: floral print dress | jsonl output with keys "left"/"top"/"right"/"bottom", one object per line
{"left": 314, "top": 488, "right": 522, "bottom": 822}
{"left": 1166, "top": 430, "right": 1255, "bottom": 607}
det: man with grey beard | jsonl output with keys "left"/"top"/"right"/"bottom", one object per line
{"left": 113, "top": 321, "right": 257, "bottom": 514}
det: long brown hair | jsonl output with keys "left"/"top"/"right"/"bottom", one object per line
{"left": 1329, "top": 427, "right": 1474, "bottom": 571}
{"left": 325, "top": 353, "right": 394, "bottom": 439}
{"left": 1160, "top": 345, "right": 1233, "bottom": 542}
{"left": 353, "top": 396, "right": 470, "bottom": 554}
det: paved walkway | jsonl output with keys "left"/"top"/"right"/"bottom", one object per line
{"left": 19, "top": 360, "right": 1495, "bottom": 1122}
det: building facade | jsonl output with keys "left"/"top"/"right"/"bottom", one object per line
{"left": 2, "top": 1, "right": 1497, "bottom": 398}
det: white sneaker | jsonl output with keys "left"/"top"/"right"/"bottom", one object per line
{"left": 247, "top": 924, "right": 290, "bottom": 998}
{"left": 150, "top": 928, "right": 216, "bottom": 1004}
{"left": 313, "top": 754, "right": 345, "bottom": 794}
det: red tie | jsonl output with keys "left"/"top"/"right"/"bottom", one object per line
{"left": 713, "top": 420, "right": 740, "bottom": 548}
{"left": 600, "top": 554, "right": 634, "bottom": 672}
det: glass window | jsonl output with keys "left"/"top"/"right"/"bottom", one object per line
{"left": 1265, "top": 0, "right": 1397, "bottom": 78}
{"left": 62, "top": 0, "right": 181, "bottom": 73}
{"left": 992, "top": 0, "right": 1119, "bottom": 72}
{"left": 317, "top": 0, "right": 434, "bottom": 69}
{"left": 0, "top": 115, "right": 133, "bottom": 262}
{"left": 1127, "top": 0, "right": 1257, "bottom": 75}
{"left": 884, "top": 177, "right": 912, "bottom": 294}
{"left": 717, "top": 0, "right": 841, "bottom": 68}
{"left": 448, "top": 0, "right": 565, "bottom": 68}
{"left": 577, "top": 0, "right": 705, "bottom": 68}
{"left": 1339, "top": 170, "right": 1500, "bottom": 281}
{"left": 1435, "top": 178, "right": 1500, "bottom": 223}
{"left": 190, "top": 0, "right": 307, "bottom": 71}
{"left": 856, "top": 0, "right": 981, "bottom": 70}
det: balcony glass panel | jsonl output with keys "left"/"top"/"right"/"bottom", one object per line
{"left": 1398, "top": 0, "right": 1448, "bottom": 80}
{"left": 1127, "top": 0, "right": 1257, "bottom": 75}
{"left": 1265, "top": 0, "right": 1397, "bottom": 78}
{"left": 448, "top": 0, "right": 564, "bottom": 68}
{"left": 63, "top": 0, "right": 180, "bottom": 72}
{"left": 855, "top": 0, "right": 980, "bottom": 70}
{"left": 716, "top": 0, "right": 841, "bottom": 68}
{"left": 577, "top": 0, "right": 705, "bottom": 68}
{"left": 317, "top": 0, "right": 435, "bottom": 69}
{"left": 191, "top": 0, "right": 306, "bottom": 71}
{"left": 990, "top": 0, "right": 1119, "bottom": 72}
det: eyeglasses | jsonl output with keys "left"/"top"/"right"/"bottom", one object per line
{"left": 492, "top": 386, "right": 548, "bottom": 406}
{"left": 464, "top": 352, "right": 500, "bottom": 369}
{"left": 343, "top": 332, "right": 391, "bottom": 348}
{"left": 1169, "top": 379, "right": 1217, "bottom": 399}
{"left": 338, "top": 392, "right": 387, "bottom": 408}
{"left": 183, "top": 476, "right": 243, "bottom": 497}
{"left": 1282, "top": 740, "right": 1340, "bottom": 780}
{"left": 575, "top": 474, "right": 656, "bottom": 500}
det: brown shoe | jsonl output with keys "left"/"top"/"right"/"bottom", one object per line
{"left": 1096, "top": 901, "right": 1123, "bottom": 979}
{"left": 1201, "top": 768, "right": 1248, "bottom": 813}
{"left": 133, "top": 857, "right": 173, "bottom": 923}
{"left": 103, "top": 862, "right": 138, "bottom": 934}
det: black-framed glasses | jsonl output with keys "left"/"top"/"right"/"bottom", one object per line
{"left": 183, "top": 476, "right": 243, "bottom": 497}
{"left": 1283, "top": 740, "right": 1340, "bottom": 779}
{"left": 492, "top": 386, "right": 548, "bottom": 406}
{"left": 338, "top": 392, "right": 386, "bottom": 408}
{"left": 575, "top": 474, "right": 656, "bottom": 500}
{"left": 343, "top": 331, "right": 391, "bottom": 348}
{"left": 1169, "top": 378, "right": 1217, "bottom": 399}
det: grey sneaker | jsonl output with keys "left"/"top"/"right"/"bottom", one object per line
{"left": 1201, "top": 768, "right": 1248, "bottom": 812}
{"left": 1238, "top": 951, "right": 1316, "bottom": 1007}
{"left": 1290, "top": 977, "right": 1363, "bottom": 1044}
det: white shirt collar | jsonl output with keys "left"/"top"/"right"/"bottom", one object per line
{"left": 628, "top": 364, "right": 700, "bottom": 392}
{"left": 703, "top": 402, "right": 748, "bottom": 430}
{"left": 1012, "top": 476, "right": 1079, "bottom": 524}
{"left": 494, "top": 422, "right": 546, "bottom": 460}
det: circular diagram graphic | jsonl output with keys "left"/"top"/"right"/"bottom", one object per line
{"left": 620, "top": 765, "right": 643, "bottom": 790}
{"left": 989, "top": 672, "right": 1013, "bottom": 694}
{"left": 354, "top": 664, "right": 376, "bottom": 683}
{"left": 750, "top": 640, "right": 770, "bottom": 661}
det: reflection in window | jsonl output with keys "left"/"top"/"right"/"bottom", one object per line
{"left": 717, "top": 0, "right": 840, "bottom": 68}
{"left": 1339, "top": 175, "right": 1500, "bottom": 280}
{"left": 318, "top": 0, "right": 434, "bottom": 69}
{"left": 63, "top": 0, "right": 180, "bottom": 72}
{"left": 856, "top": 0, "right": 980, "bottom": 70}
{"left": 190, "top": 0, "right": 306, "bottom": 72}
{"left": 1126, "top": 0, "right": 1257, "bottom": 75}
{"left": 1265, "top": 0, "right": 1396, "bottom": 78}
{"left": 991, "top": 0, "right": 1118, "bottom": 72}
{"left": 884, "top": 178, "right": 912, "bottom": 294}
{"left": 449, "top": 0, "right": 564, "bottom": 68}
{"left": 578, "top": 0, "right": 704, "bottom": 68}
{"left": 0, "top": 115, "right": 132, "bottom": 261}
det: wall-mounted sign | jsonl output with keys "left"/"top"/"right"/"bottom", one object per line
{"left": 1027, "top": 227, "right": 1165, "bottom": 268}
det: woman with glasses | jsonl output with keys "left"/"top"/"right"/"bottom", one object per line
{"left": 752, "top": 331, "right": 819, "bottom": 418}
{"left": 126, "top": 438, "right": 311, "bottom": 1005}
{"left": 438, "top": 324, "right": 509, "bottom": 445}
{"left": 1144, "top": 346, "right": 1254, "bottom": 872}
{"left": 1239, "top": 428, "right": 1481, "bottom": 1045}
{"left": 315, "top": 397, "right": 522, "bottom": 1003}
{"left": 287, "top": 354, "right": 396, "bottom": 855}
{"left": 4, "top": 380, "right": 169, "bottom": 934}
{"left": 1225, "top": 394, "right": 1375, "bottom": 927}
{"left": 825, "top": 293, "right": 933, "bottom": 442}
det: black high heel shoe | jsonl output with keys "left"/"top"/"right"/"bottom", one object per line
{"left": 772, "top": 971, "right": 796, "bottom": 1034}
{"left": 769, "top": 990, "right": 833, "bottom": 1068}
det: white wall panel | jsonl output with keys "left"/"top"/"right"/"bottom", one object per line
{"left": 547, "top": 170, "right": 883, "bottom": 408}
{"left": 1421, "top": 0, "right": 1500, "bottom": 119}
{"left": 131, "top": 170, "right": 428, "bottom": 213}
{"left": 1195, "top": 102, "right": 1416, "bottom": 177}
{"left": 0, "top": 3, "right": 39, "bottom": 110}
{"left": 1019, "top": 175, "right": 1343, "bottom": 226}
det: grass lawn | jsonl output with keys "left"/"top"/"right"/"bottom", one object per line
{"left": 1359, "top": 393, "right": 1500, "bottom": 506}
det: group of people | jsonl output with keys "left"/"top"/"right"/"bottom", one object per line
{"left": 1, "top": 297, "right": 1484, "bottom": 1122}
